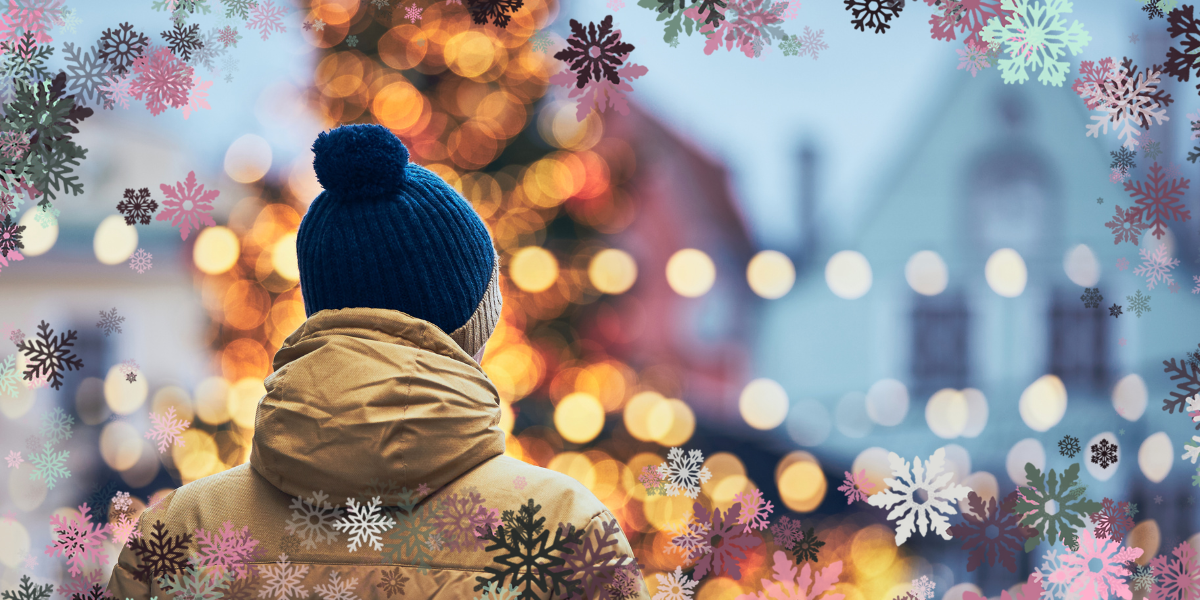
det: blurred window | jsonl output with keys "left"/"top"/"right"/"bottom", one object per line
{"left": 1048, "top": 289, "right": 1109, "bottom": 390}
{"left": 910, "top": 292, "right": 969, "bottom": 393}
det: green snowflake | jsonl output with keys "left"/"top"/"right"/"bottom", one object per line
{"left": 638, "top": 0, "right": 700, "bottom": 45}
{"left": 0, "top": 354, "right": 18, "bottom": 398}
{"left": 780, "top": 34, "right": 801, "bottom": 57}
{"left": 1131, "top": 564, "right": 1156, "bottom": 591}
{"left": 1193, "top": 467, "right": 1200, "bottom": 488}
{"left": 346, "top": 35, "right": 359, "bottom": 48}
{"left": 158, "top": 560, "right": 228, "bottom": 599}
{"left": 383, "top": 488, "right": 438, "bottom": 574}
{"left": 980, "top": 0, "right": 1091, "bottom": 86}
{"left": 1013, "top": 462, "right": 1101, "bottom": 552}
{"left": 1143, "top": 139, "right": 1163, "bottom": 161}
{"left": 0, "top": 73, "right": 91, "bottom": 200}
{"left": 1, "top": 575, "right": 52, "bottom": 600}
{"left": 55, "top": 8, "right": 80, "bottom": 35}
{"left": 1127, "top": 289, "right": 1151, "bottom": 317}
{"left": 1096, "top": 197, "right": 1103, "bottom": 204}
{"left": 1126, "top": 502, "right": 1138, "bottom": 518}
{"left": 28, "top": 441, "right": 70, "bottom": 490}
{"left": 529, "top": 30, "right": 552, "bottom": 53}
{"left": 33, "top": 201, "right": 57, "bottom": 228}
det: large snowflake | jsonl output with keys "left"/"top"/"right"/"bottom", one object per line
{"left": 866, "top": 447, "right": 971, "bottom": 546}
{"left": 474, "top": 498, "right": 585, "bottom": 600}
{"left": 1084, "top": 60, "right": 1170, "bottom": 148}
{"left": 194, "top": 520, "right": 260, "bottom": 580}
{"left": 657, "top": 447, "right": 713, "bottom": 499}
{"left": 314, "top": 571, "right": 358, "bottom": 600}
{"left": 430, "top": 490, "right": 490, "bottom": 552}
{"left": 383, "top": 488, "right": 438, "bottom": 573}
{"left": 685, "top": 0, "right": 788, "bottom": 57}
{"left": 980, "top": 0, "right": 1090, "bottom": 86}
{"left": 1104, "top": 204, "right": 1150, "bottom": 245}
{"left": 734, "top": 488, "right": 774, "bottom": 531}
{"left": 0, "top": 0, "right": 65, "bottom": 46}
{"left": 128, "top": 520, "right": 193, "bottom": 584}
{"left": 129, "top": 44, "right": 193, "bottom": 116}
{"left": 97, "top": 22, "right": 150, "bottom": 75}
{"left": 738, "top": 552, "right": 843, "bottom": 600}
{"left": 844, "top": 0, "right": 904, "bottom": 33}
{"left": 1165, "top": 5, "right": 1200, "bottom": 95}
{"left": 1123, "top": 163, "right": 1191, "bottom": 240}
{"left": 688, "top": 500, "right": 762, "bottom": 581}
{"left": 44, "top": 502, "right": 108, "bottom": 576}
{"left": 1013, "top": 461, "right": 1101, "bottom": 551}
{"left": 16, "top": 320, "right": 82, "bottom": 390}
{"left": 554, "top": 15, "right": 634, "bottom": 87}
{"left": 158, "top": 559, "right": 229, "bottom": 600}
{"left": 1149, "top": 541, "right": 1200, "bottom": 600}
{"left": 1089, "top": 498, "right": 1134, "bottom": 543}
{"left": 246, "top": 0, "right": 286, "bottom": 41}
{"left": 146, "top": 406, "right": 189, "bottom": 453}
{"left": 256, "top": 553, "right": 308, "bottom": 600}
{"left": 28, "top": 441, "right": 68, "bottom": 488}
{"left": 1133, "top": 244, "right": 1179, "bottom": 290}
{"left": 948, "top": 490, "right": 1033, "bottom": 572}
{"left": 156, "top": 170, "right": 218, "bottom": 240}
{"left": 285, "top": 489, "right": 342, "bottom": 550}
{"left": 926, "top": 0, "right": 1010, "bottom": 42}
{"left": 556, "top": 517, "right": 633, "bottom": 599}
{"left": 1047, "top": 527, "right": 1141, "bottom": 600}
{"left": 332, "top": 496, "right": 394, "bottom": 552}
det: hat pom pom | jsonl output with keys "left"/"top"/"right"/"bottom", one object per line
{"left": 312, "top": 124, "right": 410, "bottom": 197}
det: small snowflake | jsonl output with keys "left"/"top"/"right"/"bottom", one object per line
{"left": 256, "top": 553, "right": 309, "bottom": 600}
{"left": 0, "top": 213, "right": 25, "bottom": 257}
{"left": 345, "top": 34, "right": 358, "bottom": 47}
{"left": 33, "top": 203, "right": 59, "bottom": 229}
{"left": 416, "top": 482, "right": 430, "bottom": 496}
{"left": 9, "top": 328, "right": 23, "bottom": 346}
{"left": 733, "top": 488, "right": 773, "bottom": 531}
{"left": 512, "top": 475, "right": 526, "bottom": 490}
{"left": 1133, "top": 243, "right": 1179, "bottom": 290}
{"left": 157, "top": 171, "right": 218, "bottom": 241}
{"left": 1080, "top": 287, "right": 1102, "bottom": 308}
{"left": 1058, "top": 435, "right": 1081, "bottom": 457}
{"left": 790, "top": 526, "right": 824, "bottom": 563}
{"left": 1127, "top": 289, "right": 1151, "bottom": 317}
{"left": 1097, "top": 196, "right": 1103, "bottom": 204}
{"left": 285, "top": 490, "right": 342, "bottom": 550}
{"left": 659, "top": 447, "right": 713, "bottom": 499}
{"left": 1091, "top": 438, "right": 1118, "bottom": 469}
{"left": 314, "top": 570, "right": 359, "bottom": 600}
{"left": 911, "top": 575, "right": 935, "bottom": 600}
{"left": 1156, "top": 495, "right": 1164, "bottom": 504}
{"left": 1130, "top": 33, "right": 1139, "bottom": 43}
{"left": 1117, "top": 256, "right": 1129, "bottom": 270}
{"left": 145, "top": 406, "right": 189, "bottom": 453}
{"left": 405, "top": 2, "right": 421, "bottom": 21}
{"left": 5, "top": 450, "right": 22, "bottom": 468}
{"left": 312, "top": 18, "right": 326, "bottom": 31}
{"left": 194, "top": 520, "right": 260, "bottom": 580}
{"left": 1119, "top": 337, "right": 1127, "bottom": 345}
{"left": 837, "top": 469, "right": 875, "bottom": 503}
{"left": 769, "top": 515, "right": 804, "bottom": 550}
{"left": 96, "top": 308, "right": 124, "bottom": 337}
{"left": 1144, "top": 138, "right": 1163, "bottom": 160}
{"left": 654, "top": 566, "right": 697, "bottom": 600}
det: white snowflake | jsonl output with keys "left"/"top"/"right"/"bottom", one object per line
{"left": 1133, "top": 244, "right": 1179, "bottom": 290}
{"left": 1084, "top": 65, "right": 1169, "bottom": 149}
{"left": 257, "top": 553, "right": 308, "bottom": 600}
{"left": 1183, "top": 436, "right": 1200, "bottom": 464}
{"left": 1034, "top": 548, "right": 1071, "bottom": 600}
{"left": 314, "top": 571, "right": 360, "bottom": 600}
{"left": 654, "top": 566, "right": 698, "bottom": 600}
{"left": 865, "top": 447, "right": 971, "bottom": 545}
{"left": 911, "top": 575, "right": 935, "bottom": 600}
{"left": 145, "top": 406, "right": 189, "bottom": 453}
{"left": 1188, "top": 394, "right": 1200, "bottom": 423}
{"left": 285, "top": 490, "right": 342, "bottom": 550}
{"left": 331, "top": 496, "right": 394, "bottom": 552}
{"left": 659, "top": 447, "right": 712, "bottom": 499}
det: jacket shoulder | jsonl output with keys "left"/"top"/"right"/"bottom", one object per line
{"left": 136, "top": 463, "right": 290, "bottom": 537}
{"left": 458, "top": 455, "right": 614, "bottom": 523}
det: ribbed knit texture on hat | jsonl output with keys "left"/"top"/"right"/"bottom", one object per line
{"left": 297, "top": 124, "right": 499, "bottom": 355}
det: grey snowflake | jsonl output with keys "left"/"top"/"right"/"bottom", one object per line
{"left": 40, "top": 407, "right": 74, "bottom": 444}
{"left": 1125, "top": 503, "right": 1138, "bottom": 518}
{"left": 1130, "top": 33, "right": 1139, "bottom": 44}
{"left": 187, "top": 27, "right": 228, "bottom": 73}
{"left": 1097, "top": 197, "right": 1103, "bottom": 204}
{"left": 1127, "top": 290, "right": 1151, "bottom": 317}
{"left": 221, "top": 56, "right": 239, "bottom": 75}
{"left": 162, "top": 22, "right": 204, "bottom": 62}
{"left": 96, "top": 307, "right": 124, "bottom": 337}
{"left": 346, "top": 35, "right": 359, "bottom": 47}
{"left": 1058, "top": 435, "right": 1080, "bottom": 458}
{"left": 1080, "top": 287, "right": 1102, "bottom": 308}
{"left": 61, "top": 42, "right": 112, "bottom": 108}
{"left": 1155, "top": 495, "right": 1163, "bottom": 504}
{"left": 1131, "top": 564, "right": 1156, "bottom": 591}
{"left": 1144, "top": 139, "right": 1162, "bottom": 160}
{"left": 1110, "top": 147, "right": 1137, "bottom": 174}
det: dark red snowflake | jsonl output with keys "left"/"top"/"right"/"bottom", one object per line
{"left": 554, "top": 15, "right": 634, "bottom": 89}
{"left": 116, "top": 187, "right": 158, "bottom": 225}
{"left": 464, "top": 0, "right": 524, "bottom": 28}
{"left": 1123, "top": 162, "right": 1191, "bottom": 240}
{"left": 947, "top": 491, "right": 1034, "bottom": 572}
{"left": 845, "top": 0, "right": 904, "bottom": 33}
{"left": 97, "top": 22, "right": 150, "bottom": 75}
{"left": 1090, "top": 497, "right": 1134, "bottom": 543}
{"left": 1072, "top": 57, "right": 1116, "bottom": 110}
{"left": 1104, "top": 204, "right": 1151, "bottom": 245}
{"left": 689, "top": 500, "right": 762, "bottom": 581}
{"left": 924, "top": 0, "right": 1010, "bottom": 42}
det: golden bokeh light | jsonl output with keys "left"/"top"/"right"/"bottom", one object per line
{"left": 738, "top": 378, "right": 789, "bottom": 430}
{"left": 851, "top": 524, "right": 898, "bottom": 577}
{"left": 554, "top": 392, "right": 605, "bottom": 445}
{"left": 93, "top": 215, "right": 138, "bottom": 265}
{"left": 588, "top": 248, "right": 638, "bottom": 295}
{"left": 224, "top": 133, "right": 273, "bottom": 183}
{"left": 1018, "top": 375, "right": 1067, "bottom": 432}
{"left": 647, "top": 398, "right": 696, "bottom": 447}
{"left": 985, "top": 248, "right": 1027, "bottom": 297}
{"left": 193, "top": 226, "right": 240, "bottom": 275}
{"left": 228, "top": 377, "right": 266, "bottom": 430}
{"left": 17, "top": 206, "right": 56, "bottom": 256}
{"left": 776, "top": 451, "right": 826, "bottom": 512}
{"left": 665, "top": 249, "right": 716, "bottom": 298}
{"left": 509, "top": 246, "right": 558, "bottom": 292}
{"left": 174, "top": 429, "right": 222, "bottom": 484}
{"left": 272, "top": 232, "right": 300, "bottom": 280}
{"left": 925, "top": 388, "right": 968, "bottom": 439}
{"left": 746, "top": 250, "right": 795, "bottom": 299}
{"left": 624, "top": 391, "right": 666, "bottom": 442}
{"left": 105, "top": 362, "right": 148, "bottom": 415}
{"left": 100, "top": 420, "right": 144, "bottom": 471}
{"left": 825, "top": 250, "right": 872, "bottom": 300}
{"left": 1128, "top": 519, "right": 1160, "bottom": 566}
{"left": 0, "top": 517, "right": 29, "bottom": 568}
{"left": 194, "top": 376, "right": 231, "bottom": 426}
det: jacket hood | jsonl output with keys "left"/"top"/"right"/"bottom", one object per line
{"left": 249, "top": 307, "right": 506, "bottom": 500}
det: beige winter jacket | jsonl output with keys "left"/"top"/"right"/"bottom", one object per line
{"left": 108, "top": 307, "right": 651, "bottom": 599}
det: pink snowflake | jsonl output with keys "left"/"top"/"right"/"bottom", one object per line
{"left": 247, "top": 0, "right": 287, "bottom": 41}
{"left": 734, "top": 552, "right": 842, "bottom": 600}
{"left": 5, "top": 450, "right": 20, "bottom": 468}
{"left": 836, "top": 469, "right": 875, "bottom": 504}
{"left": 98, "top": 73, "right": 133, "bottom": 109}
{"left": 405, "top": 2, "right": 422, "bottom": 21}
{"left": 112, "top": 490, "right": 132, "bottom": 513}
{"left": 550, "top": 60, "right": 647, "bottom": 122}
{"left": 1117, "top": 257, "right": 1129, "bottom": 270}
{"left": 1124, "top": 163, "right": 1192, "bottom": 240}
{"left": 0, "top": 0, "right": 64, "bottom": 45}
{"left": 638, "top": 464, "right": 667, "bottom": 495}
{"left": 1090, "top": 498, "right": 1134, "bottom": 543}
{"left": 0, "top": 248, "right": 24, "bottom": 274}
{"left": 957, "top": 36, "right": 991, "bottom": 76}
{"left": 194, "top": 520, "right": 261, "bottom": 579}
{"left": 1170, "top": 280, "right": 1181, "bottom": 294}
{"left": 416, "top": 482, "right": 430, "bottom": 496}
{"left": 1119, "top": 338, "right": 1127, "bottom": 346}
{"left": 1110, "top": 167, "right": 1129, "bottom": 184}
{"left": 8, "top": 327, "right": 23, "bottom": 345}
{"left": 180, "top": 75, "right": 212, "bottom": 120}
{"left": 667, "top": 511, "right": 711, "bottom": 564}
{"left": 130, "top": 44, "right": 194, "bottom": 116}
{"left": 1072, "top": 57, "right": 1117, "bottom": 110}
{"left": 1105, "top": 205, "right": 1151, "bottom": 246}
{"left": 769, "top": 515, "right": 804, "bottom": 550}
{"left": 1133, "top": 244, "right": 1179, "bottom": 290}
{"left": 1149, "top": 541, "right": 1200, "bottom": 600}
{"left": 925, "top": 0, "right": 1011, "bottom": 42}
{"left": 27, "top": 371, "right": 47, "bottom": 389}
{"left": 1192, "top": 275, "right": 1200, "bottom": 294}
{"left": 685, "top": 0, "right": 781, "bottom": 57}
{"left": 513, "top": 475, "right": 526, "bottom": 490}
{"left": 796, "top": 26, "right": 827, "bottom": 60}
{"left": 109, "top": 512, "right": 138, "bottom": 547}
{"left": 22, "top": 553, "right": 36, "bottom": 569}
{"left": 44, "top": 503, "right": 109, "bottom": 577}
{"left": 607, "top": 0, "right": 625, "bottom": 9}
{"left": 430, "top": 490, "right": 489, "bottom": 552}
{"left": 1047, "top": 527, "right": 1141, "bottom": 600}
{"left": 129, "top": 247, "right": 152, "bottom": 273}
{"left": 145, "top": 406, "right": 189, "bottom": 453}
{"left": 734, "top": 488, "right": 774, "bottom": 531}
{"left": 690, "top": 500, "right": 763, "bottom": 581}
{"left": 782, "top": 0, "right": 798, "bottom": 19}
{"left": 156, "top": 170, "right": 218, "bottom": 241}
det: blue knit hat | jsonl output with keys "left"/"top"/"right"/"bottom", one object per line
{"left": 296, "top": 124, "right": 502, "bottom": 358}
